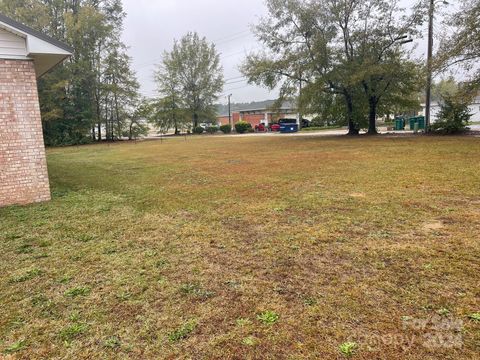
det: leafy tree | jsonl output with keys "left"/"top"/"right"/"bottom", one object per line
{"left": 431, "top": 96, "right": 472, "bottom": 134}
{"left": 437, "top": 0, "right": 480, "bottom": 90}
{"left": 431, "top": 77, "right": 459, "bottom": 102}
{"left": 154, "top": 61, "right": 189, "bottom": 134}
{"left": 156, "top": 32, "right": 224, "bottom": 129}
{"left": 0, "top": 0, "right": 140, "bottom": 145}
{"left": 242, "top": 0, "right": 423, "bottom": 135}
{"left": 147, "top": 97, "right": 189, "bottom": 135}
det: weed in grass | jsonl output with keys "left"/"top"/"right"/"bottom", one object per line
{"left": 468, "top": 313, "right": 480, "bottom": 322}
{"left": 155, "top": 259, "right": 168, "bottom": 268}
{"left": 103, "top": 247, "right": 118, "bottom": 255}
{"left": 339, "top": 342, "right": 357, "bottom": 357}
{"left": 236, "top": 318, "right": 252, "bottom": 327}
{"left": 303, "top": 297, "right": 318, "bottom": 306}
{"left": 437, "top": 308, "right": 451, "bottom": 316}
{"left": 58, "top": 275, "right": 73, "bottom": 284}
{"left": 4, "top": 339, "right": 27, "bottom": 354}
{"left": 76, "top": 234, "right": 96, "bottom": 243}
{"left": 116, "top": 291, "right": 132, "bottom": 301}
{"left": 69, "top": 312, "right": 81, "bottom": 322}
{"left": 104, "top": 336, "right": 121, "bottom": 349}
{"left": 59, "top": 323, "right": 87, "bottom": 342}
{"left": 242, "top": 336, "right": 257, "bottom": 346}
{"left": 168, "top": 320, "right": 197, "bottom": 342}
{"left": 9, "top": 268, "right": 43, "bottom": 283}
{"left": 224, "top": 279, "right": 241, "bottom": 289}
{"left": 69, "top": 253, "right": 85, "bottom": 261}
{"left": 9, "top": 318, "right": 25, "bottom": 329}
{"left": 180, "top": 283, "right": 215, "bottom": 299}
{"left": 423, "top": 263, "right": 433, "bottom": 270}
{"left": 3, "top": 232, "right": 22, "bottom": 241}
{"left": 16, "top": 244, "right": 33, "bottom": 254}
{"left": 38, "top": 240, "right": 51, "bottom": 248}
{"left": 65, "top": 286, "right": 91, "bottom": 297}
{"left": 257, "top": 311, "right": 279, "bottom": 325}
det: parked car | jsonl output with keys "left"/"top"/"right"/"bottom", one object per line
{"left": 278, "top": 118, "right": 299, "bottom": 133}
{"left": 270, "top": 123, "right": 281, "bottom": 132}
{"left": 255, "top": 123, "right": 267, "bottom": 132}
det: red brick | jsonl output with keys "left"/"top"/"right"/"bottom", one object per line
{"left": 0, "top": 59, "right": 50, "bottom": 207}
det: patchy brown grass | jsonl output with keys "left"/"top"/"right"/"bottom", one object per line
{"left": 0, "top": 135, "right": 479, "bottom": 359}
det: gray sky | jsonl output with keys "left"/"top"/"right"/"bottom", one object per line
{"left": 122, "top": 0, "right": 271, "bottom": 104}
{"left": 121, "top": 0, "right": 455, "bottom": 105}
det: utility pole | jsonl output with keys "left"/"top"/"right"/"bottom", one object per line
{"left": 297, "top": 71, "right": 303, "bottom": 130}
{"left": 425, "top": 0, "right": 435, "bottom": 132}
{"left": 227, "top": 94, "right": 232, "bottom": 128}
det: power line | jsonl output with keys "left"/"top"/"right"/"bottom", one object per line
{"left": 221, "top": 84, "right": 252, "bottom": 95}
{"left": 213, "top": 29, "right": 250, "bottom": 43}
{"left": 225, "top": 79, "right": 248, "bottom": 85}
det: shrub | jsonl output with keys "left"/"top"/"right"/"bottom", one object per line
{"left": 220, "top": 124, "right": 232, "bottom": 134}
{"left": 193, "top": 126, "right": 204, "bottom": 134}
{"left": 430, "top": 96, "right": 471, "bottom": 134}
{"left": 206, "top": 126, "right": 219, "bottom": 134}
{"left": 235, "top": 121, "right": 252, "bottom": 134}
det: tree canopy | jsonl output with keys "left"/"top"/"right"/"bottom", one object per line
{"left": 437, "top": 0, "right": 480, "bottom": 91}
{"left": 241, "top": 0, "right": 424, "bottom": 134}
{"left": 155, "top": 32, "right": 224, "bottom": 130}
{"left": 0, "top": 0, "right": 140, "bottom": 145}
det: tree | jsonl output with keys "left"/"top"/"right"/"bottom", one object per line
{"left": 431, "top": 96, "right": 472, "bottom": 134}
{"left": 102, "top": 44, "right": 140, "bottom": 140}
{"left": 437, "top": 0, "right": 480, "bottom": 90}
{"left": 156, "top": 32, "right": 224, "bottom": 129}
{"left": 242, "top": 0, "right": 423, "bottom": 135}
{"left": 154, "top": 61, "right": 189, "bottom": 134}
{"left": 147, "top": 97, "right": 189, "bottom": 135}
{"left": 0, "top": 0, "right": 140, "bottom": 145}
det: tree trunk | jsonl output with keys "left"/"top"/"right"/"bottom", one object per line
{"left": 97, "top": 122, "right": 102, "bottom": 141}
{"left": 344, "top": 92, "right": 359, "bottom": 135}
{"left": 193, "top": 113, "right": 199, "bottom": 128}
{"left": 367, "top": 97, "right": 378, "bottom": 135}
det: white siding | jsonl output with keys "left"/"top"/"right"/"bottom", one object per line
{"left": 0, "top": 28, "right": 27, "bottom": 58}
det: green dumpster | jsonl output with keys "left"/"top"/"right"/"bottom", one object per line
{"left": 417, "top": 116, "right": 425, "bottom": 130}
{"left": 409, "top": 118, "right": 416, "bottom": 130}
{"left": 409, "top": 116, "right": 426, "bottom": 130}
{"left": 395, "top": 118, "right": 405, "bottom": 131}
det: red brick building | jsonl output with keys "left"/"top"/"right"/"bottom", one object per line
{"left": 0, "top": 14, "right": 72, "bottom": 207}
{"left": 217, "top": 106, "right": 298, "bottom": 129}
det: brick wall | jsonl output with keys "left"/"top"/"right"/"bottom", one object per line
{"left": 0, "top": 59, "right": 51, "bottom": 207}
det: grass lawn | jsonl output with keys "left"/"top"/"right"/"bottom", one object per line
{"left": 1, "top": 135, "right": 479, "bottom": 359}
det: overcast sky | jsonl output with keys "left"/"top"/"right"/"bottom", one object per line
{"left": 121, "top": 0, "right": 455, "bottom": 105}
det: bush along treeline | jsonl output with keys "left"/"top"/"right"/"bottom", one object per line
{"left": 431, "top": 97, "right": 472, "bottom": 134}
{"left": 0, "top": 0, "right": 144, "bottom": 146}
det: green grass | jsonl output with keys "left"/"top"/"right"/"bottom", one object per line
{"left": 301, "top": 125, "right": 344, "bottom": 131}
{"left": 1, "top": 135, "right": 479, "bottom": 358}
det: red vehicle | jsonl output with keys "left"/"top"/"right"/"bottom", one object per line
{"left": 270, "top": 123, "right": 281, "bottom": 132}
{"left": 255, "top": 123, "right": 267, "bottom": 132}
